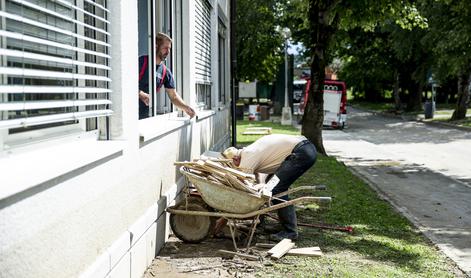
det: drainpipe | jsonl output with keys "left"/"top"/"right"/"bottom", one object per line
{"left": 230, "top": 0, "right": 237, "bottom": 146}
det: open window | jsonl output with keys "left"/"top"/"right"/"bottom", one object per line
{"left": 137, "top": 0, "right": 179, "bottom": 119}
{"left": 218, "top": 17, "right": 227, "bottom": 106}
{"left": 0, "top": 0, "right": 111, "bottom": 150}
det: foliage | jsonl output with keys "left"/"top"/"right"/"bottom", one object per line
{"left": 336, "top": 27, "right": 396, "bottom": 102}
{"left": 420, "top": 0, "right": 471, "bottom": 79}
{"left": 236, "top": 0, "right": 284, "bottom": 82}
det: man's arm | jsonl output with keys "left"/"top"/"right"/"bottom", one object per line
{"left": 166, "top": 88, "right": 195, "bottom": 118}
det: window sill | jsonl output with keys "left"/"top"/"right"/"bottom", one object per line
{"left": 196, "top": 110, "right": 216, "bottom": 122}
{"left": 139, "top": 114, "right": 191, "bottom": 143}
{"left": 0, "top": 137, "right": 123, "bottom": 204}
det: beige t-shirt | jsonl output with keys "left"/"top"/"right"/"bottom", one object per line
{"left": 239, "top": 134, "right": 307, "bottom": 174}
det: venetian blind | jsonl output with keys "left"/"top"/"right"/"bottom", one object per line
{"left": 0, "top": 0, "right": 111, "bottom": 131}
{"left": 194, "top": 0, "right": 211, "bottom": 84}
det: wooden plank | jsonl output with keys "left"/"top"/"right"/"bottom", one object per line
{"left": 255, "top": 243, "right": 276, "bottom": 249}
{"left": 267, "top": 239, "right": 295, "bottom": 259}
{"left": 205, "top": 160, "right": 256, "bottom": 180}
{"left": 287, "top": 247, "right": 323, "bottom": 257}
{"left": 242, "top": 131, "right": 271, "bottom": 135}
{"left": 225, "top": 173, "right": 258, "bottom": 194}
{"left": 207, "top": 175, "right": 223, "bottom": 184}
{"left": 245, "top": 127, "right": 272, "bottom": 132}
{"left": 218, "top": 250, "right": 259, "bottom": 261}
{"left": 224, "top": 166, "right": 256, "bottom": 180}
{"left": 243, "top": 179, "right": 255, "bottom": 188}
{"left": 197, "top": 157, "right": 233, "bottom": 163}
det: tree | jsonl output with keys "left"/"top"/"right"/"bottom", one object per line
{"left": 420, "top": 0, "right": 471, "bottom": 120}
{"left": 282, "top": 0, "right": 422, "bottom": 154}
{"left": 236, "top": 0, "right": 284, "bottom": 82}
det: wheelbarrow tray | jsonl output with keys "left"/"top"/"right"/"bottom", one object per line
{"left": 181, "top": 168, "right": 266, "bottom": 214}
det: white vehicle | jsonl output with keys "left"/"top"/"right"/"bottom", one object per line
{"left": 299, "top": 79, "right": 347, "bottom": 129}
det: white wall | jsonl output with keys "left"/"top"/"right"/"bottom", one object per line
{"left": 0, "top": 0, "right": 232, "bottom": 278}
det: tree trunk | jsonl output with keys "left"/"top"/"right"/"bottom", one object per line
{"left": 301, "top": 0, "right": 339, "bottom": 155}
{"left": 406, "top": 82, "right": 423, "bottom": 112}
{"left": 393, "top": 71, "right": 402, "bottom": 112}
{"left": 451, "top": 71, "right": 470, "bottom": 121}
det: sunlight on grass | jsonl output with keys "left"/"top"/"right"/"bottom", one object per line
{"left": 236, "top": 120, "right": 300, "bottom": 146}
{"left": 238, "top": 121, "right": 459, "bottom": 277}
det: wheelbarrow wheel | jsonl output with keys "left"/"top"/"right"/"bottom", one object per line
{"left": 170, "top": 199, "right": 215, "bottom": 243}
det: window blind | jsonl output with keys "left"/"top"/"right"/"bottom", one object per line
{"left": 0, "top": 0, "right": 111, "bottom": 131}
{"left": 194, "top": 0, "right": 211, "bottom": 84}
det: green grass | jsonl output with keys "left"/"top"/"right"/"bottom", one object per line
{"left": 237, "top": 122, "right": 459, "bottom": 277}
{"left": 236, "top": 120, "right": 300, "bottom": 146}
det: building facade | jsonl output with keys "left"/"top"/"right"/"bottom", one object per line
{"left": 0, "top": 0, "right": 231, "bottom": 277}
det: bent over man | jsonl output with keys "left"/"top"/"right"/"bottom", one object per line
{"left": 223, "top": 134, "right": 317, "bottom": 241}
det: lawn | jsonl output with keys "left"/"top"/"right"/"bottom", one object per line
{"left": 237, "top": 120, "right": 460, "bottom": 277}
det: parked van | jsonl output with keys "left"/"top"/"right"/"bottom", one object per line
{"left": 299, "top": 79, "right": 347, "bottom": 129}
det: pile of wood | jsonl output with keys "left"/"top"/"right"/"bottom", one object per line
{"left": 174, "top": 158, "right": 264, "bottom": 195}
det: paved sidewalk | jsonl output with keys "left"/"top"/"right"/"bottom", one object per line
{"left": 323, "top": 129, "right": 471, "bottom": 277}
{"left": 294, "top": 108, "right": 471, "bottom": 275}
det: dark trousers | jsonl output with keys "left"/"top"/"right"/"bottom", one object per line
{"left": 272, "top": 140, "right": 317, "bottom": 201}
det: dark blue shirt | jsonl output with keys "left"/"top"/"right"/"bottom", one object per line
{"left": 138, "top": 55, "right": 176, "bottom": 119}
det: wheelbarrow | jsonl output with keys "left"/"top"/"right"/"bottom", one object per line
{"left": 167, "top": 167, "right": 331, "bottom": 251}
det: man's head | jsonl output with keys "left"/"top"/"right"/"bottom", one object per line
{"left": 222, "top": 147, "right": 241, "bottom": 166}
{"left": 156, "top": 32, "right": 172, "bottom": 61}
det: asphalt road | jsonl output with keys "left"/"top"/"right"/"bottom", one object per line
{"left": 322, "top": 107, "right": 471, "bottom": 276}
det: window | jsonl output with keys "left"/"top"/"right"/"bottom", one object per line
{"left": 0, "top": 0, "right": 111, "bottom": 146}
{"left": 194, "top": 0, "right": 211, "bottom": 109}
{"left": 137, "top": 0, "right": 177, "bottom": 118}
{"left": 218, "top": 19, "right": 226, "bottom": 105}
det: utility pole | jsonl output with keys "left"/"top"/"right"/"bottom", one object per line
{"left": 230, "top": 0, "right": 237, "bottom": 146}
{"left": 281, "top": 28, "right": 292, "bottom": 125}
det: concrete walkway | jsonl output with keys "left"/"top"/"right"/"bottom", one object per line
{"left": 315, "top": 108, "right": 471, "bottom": 276}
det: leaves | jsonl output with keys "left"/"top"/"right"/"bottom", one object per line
{"left": 236, "top": 0, "right": 285, "bottom": 82}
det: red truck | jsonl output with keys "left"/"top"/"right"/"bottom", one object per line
{"left": 299, "top": 79, "right": 347, "bottom": 129}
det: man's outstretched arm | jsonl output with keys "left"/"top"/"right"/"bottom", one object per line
{"left": 166, "top": 88, "right": 195, "bottom": 118}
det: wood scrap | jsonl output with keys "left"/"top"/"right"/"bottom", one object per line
{"left": 242, "top": 127, "right": 272, "bottom": 135}
{"left": 267, "top": 239, "right": 295, "bottom": 259}
{"left": 205, "top": 160, "right": 256, "bottom": 180}
{"left": 245, "top": 127, "right": 272, "bottom": 131}
{"left": 286, "top": 247, "right": 323, "bottom": 257}
{"left": 207, "top": 175, "right": 223, "bottom": 184}
{"left": 218, "top": 249, "right": 260, "bottom": 261}
{"left": 175, "top": 156, "right": 263, "bottom": 195}
{"left": 255, "top": 243, "right": 276, "bottom": 249}
{"left": 242, "top": 131, "right": 271, "bottom": 135}
{"left": 225, "top": 173, "right": 258, "bottom": 194}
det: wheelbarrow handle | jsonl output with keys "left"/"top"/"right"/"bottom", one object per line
{"left": 273, "top": 185, "right": 327, "bottom": 198}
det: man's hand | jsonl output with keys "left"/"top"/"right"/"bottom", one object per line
{"left": 139, "top": 91, "right": 149, "bottom": 106}
{"left": 183, "top": 105, "right": 196, "bottom": 118}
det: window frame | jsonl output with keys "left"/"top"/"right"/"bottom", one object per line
{"left": 138, "top": 0, "right": 180, "bottom": 120}
{"left": 0, "top": 0, "right": 111, "bottom": 151}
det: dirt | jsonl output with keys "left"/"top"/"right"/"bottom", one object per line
{"left": 143, "top": 235, "right": 271, "bottom": 278}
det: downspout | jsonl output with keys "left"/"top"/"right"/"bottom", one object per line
{"left": 230, "top": 0, "right": 237, "bottom": 146}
